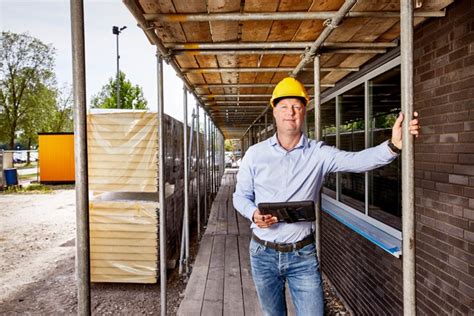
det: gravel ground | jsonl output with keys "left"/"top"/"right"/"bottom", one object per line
{"left": 0, "top": 188, "right": 348, "bottom": 315}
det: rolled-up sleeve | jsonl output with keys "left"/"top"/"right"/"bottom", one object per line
{"left": 233, "top": 148, "right": 257, "bottom": 221}
{"left": 325, "top": 140, "right": 399, "bottom": 173}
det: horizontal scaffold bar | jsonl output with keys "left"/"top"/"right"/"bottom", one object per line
{"left": 205, "top": 100, "right": 268, "bottom": 104}
{"left": 209, "top": 105, "right": 267, "bottom": 108}
{"left": 195, "top": 83, "right": 335, "bottom": 88}
{"left": 202, "top": 94, "right": 272, "bottom": 98}
{"left": 172, "top": 48, "right": 386, "bottom": 55}
{"left": 144, "top": 11, "right": 445, "bottom": 22}
{"left": 183, "top": 67, "right": 358, "bottom": 73}
{"left": 165, "top": 41, "right": 398, "bottom": 50}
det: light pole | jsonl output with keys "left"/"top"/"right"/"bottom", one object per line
{"left": 112, "top": 25, "right": 127, "bottom": 108}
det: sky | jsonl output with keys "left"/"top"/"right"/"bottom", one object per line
{"left": 0, "top": 0, "right": 197, "bottom": 123}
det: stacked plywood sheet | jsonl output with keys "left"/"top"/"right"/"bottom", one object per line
{"left": 89, "top": 199, "right": 158, "bottom": 283}
{"left": 87, "top": 111, "right": 157, "bottom": 193}
{"left": 87, "top": 111, "right": 159, "bottom": 283}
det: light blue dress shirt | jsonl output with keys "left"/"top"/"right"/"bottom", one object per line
{"left": 233, "top": 133, "right": 398, "bottom": 243}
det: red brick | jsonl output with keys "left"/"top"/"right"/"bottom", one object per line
{"left": 443, "top": 122, "right": 464, "bottom": 133}
{"left": 438, "top": 154, "right": 458, "bottom": 163}
{"left": 449, "top": 174, "right": 469, "bottom": 185}
{"left": 458, "top": 154, "right": 474, "bottom": 164}
{"left": 459, "top": 131, "right": 474, "bottom": 142}
{"left": 463, "top": 187, "right": 474, "bottom": 199}
{"left": 447, "top": 111, "right": 470, "bottom": 123}
{"left": 453, "top": 143, "right": 474, "bottom": 153}
{"left": 435, "top": 163, "right": 454, "bottom": 173}
{"left": 464, "top": 122, "right": 474, "bottom": 131}
{"left": 449, "top": 89, "right": 473, "bottom": 102}
{"left": 448, "top": 46, "right": 469, "bottom": 62}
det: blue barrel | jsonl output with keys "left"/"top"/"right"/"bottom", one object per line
{"left": 4, "top": 168, "right": 19, "bottom": 186}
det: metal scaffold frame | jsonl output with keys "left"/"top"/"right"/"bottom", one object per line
{"left": 69, "top": 0, "right": 423, "bottom": 313}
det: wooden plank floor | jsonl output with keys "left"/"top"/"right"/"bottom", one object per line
{"left": 177, "top": 170, "right": 264, "bottom": 316}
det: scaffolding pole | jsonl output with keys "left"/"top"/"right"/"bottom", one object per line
{"left": 313, "top": 55, "right": 322, "bottom": 262}
{"left": 203, "top": 113, "right": 208, "bottom": 222}
{"left": 196, "top": 104, "right": 201, "bottom": 237}
{"left": 196, "top": 83, "right": 335, "bottom": 88}
{"left": 144, "top": 10, "right": 445, "bottom": 22}
{"left": 179, "top": 85, "right": 189, "bottom": 275}
{"left": 156, "top": 52, "right": 167, "bottom": 316}
{"left": 292, "top": 0, "right": 358, "bottom": 77}
{"left": 401, "top": 0, "right": 416, "bottom": 314}
{"left": 183, "top": 67, "right": 358, "bottom": 74}
{"left": 70, "top": 0, "right": 90, "bottom": 314}
{"left": 173, "top": 48, "right": 386, "bottom": 56}
{"left": 165, "top": 41, "right": 397, "bottom": 50}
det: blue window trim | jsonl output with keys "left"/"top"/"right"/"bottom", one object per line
{"left": 321, "top": 195, "right": 402, "bottom": 257}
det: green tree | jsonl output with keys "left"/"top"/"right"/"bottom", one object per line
{"left": 91, "top": 71, "right": 148, "bottom": 109}
{"left": 0, "top": 31, "right": 56, "bottom": 149}
{"left": 224, "top": 139, "right": 234, "bottom": 151}
{"left": 46, "top": 85, "right": 74, "bottom": 133}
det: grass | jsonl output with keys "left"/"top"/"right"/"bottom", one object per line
{"left": 19, "top": 173, "right": 38, "bottom": 180}
{"left": 1, "top": 183, "right": 52, "bottom": 194}
{"left": 14, "top": 162, "right": 38, "bottom": 169}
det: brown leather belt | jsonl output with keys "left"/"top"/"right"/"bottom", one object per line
{"left": 252, "top": 233, "right": 315, "bottom": 253}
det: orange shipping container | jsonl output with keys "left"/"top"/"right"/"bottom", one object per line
{"left": 38, "top": 133, "right": 75, "bottom": 183}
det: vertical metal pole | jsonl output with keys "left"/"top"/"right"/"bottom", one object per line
{"left": 116, "top": 33, "right": 120, "bottom": 108}
{"left": 156, "top": 52, "right": 167, "bottom": 316}
{"left": 212, "top": 125, "right": 216, "bottom": 193}
{"left": 207, "top": 117, "right": 211, "bottom": 206}
{"left": 335, "top": 95, "right": 341, "bottom": 201}
{"left": 264, "top": 113, "right": 268, "bottom": 140}
{"left": 182, "top": 85, "right": 189, "bottom": 274}
{"left": 210, "top": 122, "right": 214, "bottom": 195}
{"left": 364, "top": 81, "right": 373, "bottom": 215}
{"left": 401, "top": 0, "right": 416, "bottom": 314}
{"left": 70, "top": 1, "right": 90, "bottom": 314}
{"left": 196, "top": 105, "right": 201, "bottom": 237}
{"left": 203, "top": 113, "right": 208, "bottom": 221}
{"left": 313, "top": 55, "right": 322, "bottom": 262}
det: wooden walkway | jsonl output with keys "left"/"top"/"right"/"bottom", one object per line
{"left": 177, "top": 170, "right": 263, "bottom": 316}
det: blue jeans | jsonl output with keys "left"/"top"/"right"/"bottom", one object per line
{"left": 249, "top": 238, "right": 324, "bottom": 316}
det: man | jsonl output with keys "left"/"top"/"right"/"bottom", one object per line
{"left": 233, "top": 77, "right": 420, "bottom": 315}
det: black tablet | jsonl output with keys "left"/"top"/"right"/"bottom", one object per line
{"left": 258, "top": 200, "right": 315, "bottom": 223}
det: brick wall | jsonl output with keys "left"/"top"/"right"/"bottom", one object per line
{"left": 413, "top": 0, "right": 473, "bottom": 314}
{"left": 321, "top": 213, "right": 403, "bottom": 314}
{"left": 321, "top": 1, "right": 473, "bottom": 314}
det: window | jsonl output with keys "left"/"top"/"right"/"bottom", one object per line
{"left": 321, "top": 99, "right": 336, "bottom": 199}
{"left": 368, "top": 66, "right": 402, "bottom": 230}
{"left": 320, "top": 59, "right": 402, "bottom": 237}
{"left": 339, "top": 84, "right": 365, "bottom": 213}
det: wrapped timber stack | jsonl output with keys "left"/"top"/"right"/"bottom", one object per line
{"left": 87, "top": 110, "right": 161, "bottom": 283}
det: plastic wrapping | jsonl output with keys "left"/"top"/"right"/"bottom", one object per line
{"left": 87, "top": 110, "right": 157, "bottom": 193}
{"left": 89, "top": 198, "right": 158, "bottom": 284}
{"left": 86, "top": 110, "right": 207, "bottom": 283}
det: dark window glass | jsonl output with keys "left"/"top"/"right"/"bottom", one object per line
{"left": 368, "top": 66, "right": 402, "bottom": 230}
{"left": 321, "top": 99, "right": 336, "bottom": 199}
{"left": 339, "top": 84, "right": 365, "bottom": 213}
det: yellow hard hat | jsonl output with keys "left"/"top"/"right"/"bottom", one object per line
{"left": 270, "top": 77, "right": 310, "bottom": 107}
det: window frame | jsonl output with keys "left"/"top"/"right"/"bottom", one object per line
{"left": 320, "top": 56, "right": 402, "bottom": 240}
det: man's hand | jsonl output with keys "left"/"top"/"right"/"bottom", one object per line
{"left": 391, "top": 112, "right": 420, "bottom": 150}
{"left": 252, "top": 209, "right": 278, "bottom": 228}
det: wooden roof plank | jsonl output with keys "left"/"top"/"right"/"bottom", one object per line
{"left": 241, "top": 0, "right": 278, "bottom": 42}
{"left": 139, "top": 0, "right": 186, "bottom": 43}
{"left": 208, "top": 0, "right": 241, "bottom": 42}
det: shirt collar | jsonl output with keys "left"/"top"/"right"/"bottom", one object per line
{"left": 269, "top": 132, "right": 309, "bottom": 152}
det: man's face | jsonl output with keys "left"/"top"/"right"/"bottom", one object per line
{"left": 273, "top": 98, "right": 306, "bottom": 136}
